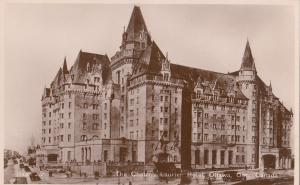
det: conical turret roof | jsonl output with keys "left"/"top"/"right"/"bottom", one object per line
{"left": 62, "top": 57, "right": 68, "bottom": 74}
{"left": 125, "top": 6, "right": 150, "bottom": 43}
{"left": 240, "top": 40, "right": 256, "bottom": 71}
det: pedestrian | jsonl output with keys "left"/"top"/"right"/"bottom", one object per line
{"left": 128, "top": 180, "right": 132, "bottom": 185}
{"left": 208, "top": 177, "right": 212, "bottom": 185}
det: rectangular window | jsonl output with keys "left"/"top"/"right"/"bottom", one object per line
{"left": 165, "top": 96, "right": 169, "bottom": 102}
{"left": 68, "top": 134, "right": 71, "bottom": 142}
{"left": 252, "top": 136, "right": 256, "bottom": 143}
{"left": 204, "top": 150, "right": 208, "bottom": 165}
{"left": 204, "top": 123, "right": 209, "bottom": 129}
{"left": 130, "top": 99, "right": 134, "bottom": 106}
{"left": 220, "top": 150, "right": 225, "bottom": 165}
{"left": 204, "top": 134, "right": 208, "bottom": 141}
{"left": 195, "top": 150, "right": 200, "bottom": 165}
{"left": 236, "top": 155, "right": 240, "bottom": 163}
{"left": 212, "top": 150, "right": 217, "bottom": 165}
{"left": 61, "top": 135, "right": 63, "bottom": 142}
{"left": 228, "top": 151, "right": 233, "bottom": 165}
{"left": 69, "top": 102, "right": 71, "bottom": 108}
{"left": 164, "top": 118, "right": 168, "bottom": 124}
{"left": 213, "top": 134, "right": 217, "bottom": 141}
{"left": 252, "top": 154, "right": 255, "bottom": 162}
{"left": 68, "top": 122, "right": 71, "bottom": 128}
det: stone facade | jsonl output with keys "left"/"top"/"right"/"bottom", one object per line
{"left": 41, "top": 6, "right": 293, "bottom": 170}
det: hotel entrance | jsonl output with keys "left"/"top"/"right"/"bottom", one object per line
{"left": 263, "top": 154, "right": 276, "bottom": 169}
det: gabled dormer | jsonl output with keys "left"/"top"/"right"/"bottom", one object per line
{"left": 160, "top": 52, "right": 171, "bottom": 81}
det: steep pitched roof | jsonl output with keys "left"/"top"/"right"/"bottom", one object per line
{"left": 240, "top": 40, "right": 256, "bottom": 71}
{"left": 70, "top": 51, "right": 111, "bottom": 84}
{"left": 131, "top": 41, "right": 165, "bottom": 78}
{"left": 51, "top": 67, "right": 63, "bottom": 88}
{"left": 125, "top": 6, "right": 151, "bottom": 43}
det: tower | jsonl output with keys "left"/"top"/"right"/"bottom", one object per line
{"left": 110, "top": 6, "right": 151, "bottom": 138}
{"left": 237, "top": 40, "right": 259, "bottom": 168}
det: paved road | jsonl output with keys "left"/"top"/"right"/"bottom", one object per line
{"left": 9, "top": 166, "right": 292, "bottom": 185}
{"left": 4, "top": 160, "right": 15, "bottom": 184}
{"left": 234, "top": 176, "right": 294, "bottom": 185}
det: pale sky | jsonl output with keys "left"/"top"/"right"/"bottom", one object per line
{"left": 4, "top": 3, "right": 296, "bottom": 154}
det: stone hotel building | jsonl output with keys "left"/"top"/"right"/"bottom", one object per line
{"left": 40, "top": 6, "right": 293, "bottom": 170}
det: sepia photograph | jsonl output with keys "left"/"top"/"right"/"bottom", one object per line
{"left": 2, "top": 1, "right": 299, "bottom": 184}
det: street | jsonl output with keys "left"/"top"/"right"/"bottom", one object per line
{"left": 4, "top": 161, "right": 294, "bottom": 185}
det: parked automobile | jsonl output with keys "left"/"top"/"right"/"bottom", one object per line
{"left": 24, "top": 166, "right": 31, "bottom": 173}
{"left": 222, "top": 171, "right": 246, "bottom": 182}
{"left": 58, "top": 169, "right": 66, "bottom": 173}
{"left": 9, "top": 177, "right": 28, "bottom": 184}
{"left": 29, "top": 172, "right": 41, "bottom": 181}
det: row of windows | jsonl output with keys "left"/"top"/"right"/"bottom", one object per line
{"left": 82, "top": 123, "right": 101, "bottom": 130}
{"left": 195, "top": 150, "right": 246, "bottom": 165}
{"left": 129, "top": 119, "right": 139, "bottom": 126}
{"left": 197, "top": 113, "right": 245, "bottom": 122}
{"left": 43, "top": 123, "right": 73, "bottom": 133}
{"left": 129, "top": 130, "right": 143, "bottom": 139}
{"left": 193, "top": 134, "right": 245, "bottom": 142}
{"left": 80, "top": 135, "right": 99, "bottom": 141}
{"left": 82, "top": 113, "right": 100, "bottom": 120}
{"left": 42, "top": 134, "right": 72, "bottom": 143}
{"left": 130, "top": 97, "right": 139, "bottom": 106}
{"left": 151, "top": 94, "right": 178, "bottom": 103}
{"left": 194, "top": 123, "right": 245, "bottom": 131}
